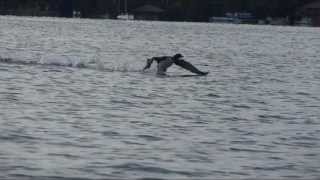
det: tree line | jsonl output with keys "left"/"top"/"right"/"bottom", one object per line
{"left": 0, "top": 0, "right": 316, "bottom": 21}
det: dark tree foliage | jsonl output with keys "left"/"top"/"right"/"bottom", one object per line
{"left": 0, "top": 0, "right": 317, "bottom": 20}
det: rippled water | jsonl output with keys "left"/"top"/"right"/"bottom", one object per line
{"left": 0, "top": 16, "right": 320, "bottom": 179}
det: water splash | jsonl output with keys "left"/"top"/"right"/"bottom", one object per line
{"left": 0, "top": 55, "right": 141, "bottom": 73}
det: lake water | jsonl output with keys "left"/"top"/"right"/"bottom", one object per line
{"left": 0, "top": 16, "right": 319, "bottom": 179}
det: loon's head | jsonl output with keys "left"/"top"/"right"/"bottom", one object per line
{"left": 173, "top": 53, "right": 184, "bottom": 60}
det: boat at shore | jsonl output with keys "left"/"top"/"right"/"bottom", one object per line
{"left": 117, "top": 0, "right": 134, "bottom": 20}
{"left": 209, "top": 12, "right": 257, "bottom": 24}
{"left": 117, "top": 13, "right": 134, "bottom": 20}
{"left": 295, "top": 17, "right": 312, "bottom": 27}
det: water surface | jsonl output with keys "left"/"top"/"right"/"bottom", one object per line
{"left": 0, "top": 16, "right": 320, "bottom": 179}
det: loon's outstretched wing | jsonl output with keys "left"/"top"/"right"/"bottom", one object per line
{"left": 143, "top": 59, "right": 154, "bottom": 71}
{"left": 174, "top": 59, "right": 208, "bottom": 76}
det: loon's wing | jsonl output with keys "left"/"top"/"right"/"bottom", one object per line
{"left": 143, "top": 59, "right": 153, "bottom": 71}
{"left": 174, "top": 59, "right": 208, "bottom": 75}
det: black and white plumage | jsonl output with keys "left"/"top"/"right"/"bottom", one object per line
{"left": 143, "top": 54, "right": 208, "bottom": 76}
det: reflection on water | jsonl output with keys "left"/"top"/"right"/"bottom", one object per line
{"left": 0, "top": 16, "right": 320, "bottom": 179}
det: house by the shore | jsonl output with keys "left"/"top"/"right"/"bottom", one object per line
{"left": 132, "top": 4, "right": 164, "bottom": 20}
{"left": 298, "top": 1, "right": 320, "bottom": 27}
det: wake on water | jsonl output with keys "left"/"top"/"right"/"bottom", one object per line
{"left": 0, "top": 55, "right": 142, "bottom": 73}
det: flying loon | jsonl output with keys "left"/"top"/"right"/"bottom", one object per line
{"left": 143, "top": 54, "right": 208, "bottom": 76}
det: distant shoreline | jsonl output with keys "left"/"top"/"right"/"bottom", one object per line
{"left": 0, "top": 14, "right": 317, "bottom": 29}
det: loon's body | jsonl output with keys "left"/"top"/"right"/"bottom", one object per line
{"left": 143, "top": 54, "right": 208, "bottom": 76}
{"left": 153, "top": 56, "right": 174, "bottom": 75}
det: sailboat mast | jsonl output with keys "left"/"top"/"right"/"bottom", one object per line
{"left": 118, "top": 0, "right": 121, "bottom": 14}
{"left": 124, "top": 0, "right": 127, "bottom": 14}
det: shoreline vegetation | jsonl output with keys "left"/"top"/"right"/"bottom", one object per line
{"left": 0, "top": 0, "right": 319, "bottom": 27}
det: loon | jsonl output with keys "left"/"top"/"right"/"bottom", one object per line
{"left": 142, "top": 54, "right": 208, "bottom": 76}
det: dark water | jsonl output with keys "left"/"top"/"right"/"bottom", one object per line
{"left": 0, "top": 16, "right": 320, "bottom": 179}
